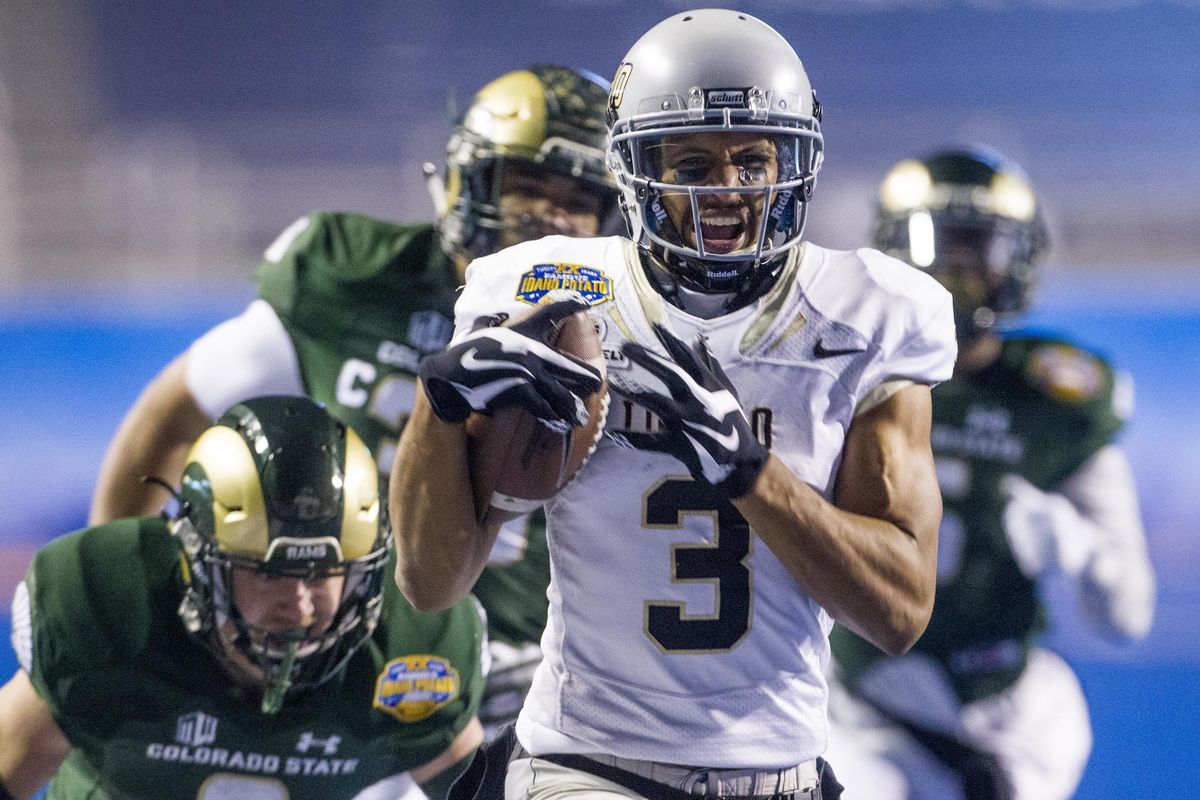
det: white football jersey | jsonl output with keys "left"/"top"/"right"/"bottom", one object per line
{"left": 454, "top": 235, "right": 955, "bottom": 768}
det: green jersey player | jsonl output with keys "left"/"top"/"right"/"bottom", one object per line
{"left": 826, "top": 148, "right": 1156, "bottom": 800}
{"left": 0, "top": 397, "right": 486, "bottom": 800}
{"left": 87, "top": 65, "right": 619, "bottom": 743}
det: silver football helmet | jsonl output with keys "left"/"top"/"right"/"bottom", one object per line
{"left": 606, "top": 9, "right": 824, "bottom": 292}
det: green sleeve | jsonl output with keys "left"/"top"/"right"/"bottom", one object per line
{"left": 25, "top": 518, "right": 179, "bottom": 724}
{"left": 1005, "top": 335, "right": 1127, "bottom": 488}
{"left": 255, "top": 213, "right": 447, "bottom": 336}
{"left": 342, "top": 557, "right": 488, "bottom": 769}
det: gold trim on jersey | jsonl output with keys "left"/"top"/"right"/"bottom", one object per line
{"left": 856, "top": 379, "right": 915, "bottom": 418}
{"left": 639, "top": 476, "right": 754, "bottom": 655}
{"left": 741, "top": 243, "right": 807, "bottom": 355}
{"left": 607, "top": 238, "right": 810, "bottom": 361}
{"left": 621, "top": 238, "right": 669, "bottom": 331}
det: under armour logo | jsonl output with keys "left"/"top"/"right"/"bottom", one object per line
{"left": 296, "top": 731, "right": 342, "bottom": 755}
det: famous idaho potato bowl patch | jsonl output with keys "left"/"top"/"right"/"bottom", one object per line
{"left": 373, "top": 655, "right": 460, "bottom": 722}
{"left": 515, "top": 263, "right": 612, "bottom": 306}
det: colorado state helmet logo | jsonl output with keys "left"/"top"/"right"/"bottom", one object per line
{"left": 373, "top": 655, "right": 460, "bottom": 722}
{"left": 515, "top": 263, "right": 612, "bottom": 306}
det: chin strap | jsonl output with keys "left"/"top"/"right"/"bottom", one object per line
{"left": 639, "top": 249, "right": 787, "bottom": 315}
{"left": 260, "top": 628, "right": 305, "bottom": 715}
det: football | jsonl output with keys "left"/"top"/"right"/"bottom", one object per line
{"left": 465, "top": 305, "right": 608, "bottom": 526}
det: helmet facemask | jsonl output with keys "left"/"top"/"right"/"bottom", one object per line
{"left": 605, "top": 11, "right": 824, "bottom": 298}
{"left": 204, "top": 536, "right": 387, "bottom": 714}
{"left": 611, "top": 118, "right": 821, "bottom": 292}
{"left": 450, "top": 154, "right": 616, "bottom": 256}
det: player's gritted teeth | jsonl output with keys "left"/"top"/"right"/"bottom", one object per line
{"left": 697, "top": 211, "right": 749, "bottom": 254}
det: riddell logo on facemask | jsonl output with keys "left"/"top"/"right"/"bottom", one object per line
{"left": 706, "top": 89, "right": 746, "bottom": 108}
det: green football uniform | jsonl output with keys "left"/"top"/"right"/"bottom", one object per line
{"left": 831, "top": 334, "right": 1125, "bottom": 703}
{"left": 256, "top": 212, "right": 549, "bottom": 648}
{"left": 21, "top": 517, "right": 486, "bottom": 800}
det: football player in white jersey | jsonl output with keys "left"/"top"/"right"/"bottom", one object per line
{"left": 390, "top": 10, "right": 957, "bottom": 800}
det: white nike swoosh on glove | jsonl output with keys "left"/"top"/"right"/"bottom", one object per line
{"left": 482, "top": 328, "right": 598, "bottom": 380}
{"left": 461, "top": 347, "right": 533, "bottom": 376}
{"left": 454, "top": 376, "right": 531, "bottom": 410}
{"left": 683, "top": 430, "right": 736, "bottom": 485}
{"left": 684, "top": 419, "right": 740, "bottom": 451}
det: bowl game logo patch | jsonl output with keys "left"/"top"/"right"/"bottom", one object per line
{"left": 516, "top": 263, "right": 612, "bottom": 306}
{"left": 373, "top": 655, "right": 460, "bottom": 722}
{"left": 1026, "top": 343, "right": 1104, "bottom": 403}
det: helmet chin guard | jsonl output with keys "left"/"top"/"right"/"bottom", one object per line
{"left": 606, "top": 10, "right": 824, "bottom": 293}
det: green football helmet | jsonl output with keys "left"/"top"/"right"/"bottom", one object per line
{"left": 173, "top": 396, "right": 388, "bottom": 713}
{"left": 429, "top": 64, "right": 619, "bottom": 264}
{"left": 873, "top": 146, "right": 1048, "bottom": 342}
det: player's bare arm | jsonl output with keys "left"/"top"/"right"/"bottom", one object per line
{"left": 0, "top": 670, "right": 71, "bottom": 800}
{"left": 391, "top": 298, "right": 601, "bottom": 611}
{"left": 409, "top": 716, "right": 484, "bottom": 785}
{"left": 89, "top": 353, "right": 210, "bottom": 524}
{"left": 615, "top": 325, "right": 941, "bottom": 654}
{"left": 734, "top": 383, "right": 941, "bottom": 655}
{"left": 390, "top": 391, "right": 500, "bottom": 611}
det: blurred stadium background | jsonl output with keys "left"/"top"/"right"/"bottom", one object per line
{"left": 1, "top": 1, "right": 1197, "bottom": 796}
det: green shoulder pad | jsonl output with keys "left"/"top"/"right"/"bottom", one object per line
{"left": 256, "top": 213, "right": 448, "bottom": 322}
{"left": 25, "top": 518, "right": 180, "bottom": 715}
{"left": 367, "top": 570, "right": 488, "bottom": 723}
{"left": 1005, "top": 333, "right": 1127, "bottom": 462}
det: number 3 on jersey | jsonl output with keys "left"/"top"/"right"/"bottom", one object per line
{"left": 643, "top": 478, "right": 752, "bottom": 653}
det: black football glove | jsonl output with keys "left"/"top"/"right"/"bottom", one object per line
{"left": 418, "top": 297, "right": 602, "bottom": 426}
{"left": 610, "top": 323, "right": 768, "bottom": 499}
